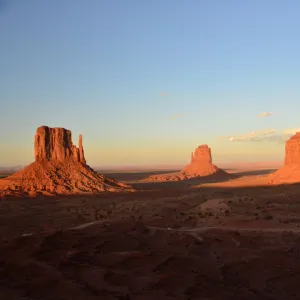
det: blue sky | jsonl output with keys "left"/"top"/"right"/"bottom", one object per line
{"left": 1, "top": 0, "right": 300, "bottom": 167}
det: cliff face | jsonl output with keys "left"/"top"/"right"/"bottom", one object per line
{"left": 34, "top": 126, "right": 86, "bottom": 164}
{"left": 187, "top": 145, "right": 212, "bottom": 168}
{"left": 284, "top": 132, "right": 300, "bottom": 165}
{"left": 269, "top": 132, "right": 300, "bottom": 184}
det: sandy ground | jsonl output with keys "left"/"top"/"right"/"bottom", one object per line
{"left": 1, "top": 166, "right": 300, "bottom": 299}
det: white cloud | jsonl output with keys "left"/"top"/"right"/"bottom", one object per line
{"left": 227, "top": 128, "right": 300, "bottom": 143}
{"left": 257, "top": 112, "right": 272, "bottom": 118}
{"left": 168, "top": 113, "right": 184, "bottom": 121}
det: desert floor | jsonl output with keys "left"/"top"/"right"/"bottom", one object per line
{"left": 1, "top": 166, "right": 300, "bottom": 299}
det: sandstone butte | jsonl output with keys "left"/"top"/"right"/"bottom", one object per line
{"left": 149, "top": 144, "right": 230, "bottom": 181}
{"left": 269, "top": 132, "right": 300, "bottom": 184}
{"left": 0, "top": 126, "right": 133, "bottom": 197}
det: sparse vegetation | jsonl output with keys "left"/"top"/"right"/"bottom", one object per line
{"left": 1, "top": 169, "right": 300, "bottom": 299}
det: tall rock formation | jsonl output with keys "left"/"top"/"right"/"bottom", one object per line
{"left": 34, "top": 126, "right": 86, "bottom": 163}
{"left": 180, "top": 144, "right": 229, "bottom": 179}
{"left": 149, "top": 144, "right": 229, "bottom": 181}
{"left": 78, "top": 134, "right": 86, "bottom": 164}
{"left": 269, "top": 132, "right": 300, "bottom": 184}
{"left": 284, "top": 132, "right": 300, "bottom": 165}
{"left": 0, "top": 126, "right": 133, "bottom": 197}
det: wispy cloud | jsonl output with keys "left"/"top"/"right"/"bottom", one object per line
{"left": 257, "top": 112, "right": 272, "bottom": 118}
{"left": 168, "top": 113, "right": 184, "bottom": 121}
{"left": 226, "top": 128, "right": 300, "bottom": 143}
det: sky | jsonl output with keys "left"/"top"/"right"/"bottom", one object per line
{"left": 1, "top": 0, "right": 300, "bottom": 168}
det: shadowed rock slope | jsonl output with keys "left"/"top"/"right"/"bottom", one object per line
{"left": 0, "top": 126, "right": 133, "bottom": 197}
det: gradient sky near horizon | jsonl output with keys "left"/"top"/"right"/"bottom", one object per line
{"left": 1, "top": 0, "right": 300, "bottom": 167}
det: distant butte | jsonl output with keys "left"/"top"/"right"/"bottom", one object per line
{"left": 0, "top": 126, "right": 133, "bottom": 197}
{"left": 269, "top": 132, "right": 300, "bottom": 184}
{"left": 149, "top": 144, "right": 230, "bottom": 182}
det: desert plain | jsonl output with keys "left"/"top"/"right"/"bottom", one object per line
{"left": 1, "top": 127, "right": 300, "bottom": 299}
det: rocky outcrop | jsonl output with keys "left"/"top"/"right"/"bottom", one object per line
{"left": 284, "top": 132, "right": 300, "bottom": 165}
{"left": 34, "top": 126, "right": 86, "bottom": 163}
{"left": 148, "top": 144, "right": 229, "bottom": 182}
{"left": 269, "top": 132, "right": 300, "bottom": 184}
{"left": 78, "top": 134, "right": 86, "bottom": 164}
{"left": 181, "top": 145, "right": 217, "bottom": 178}
{"left": 0, "top": 126, "right": 133, "bottom": 197}
{"left": 192, "top": 145, "right": 212, "bottom": 163}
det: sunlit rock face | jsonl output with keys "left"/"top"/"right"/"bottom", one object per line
{"left": 0, "top": 126, "right": 133, "bottom": 197}
{"left": 284, "top": 132, "right": 300, "bottom": 166}
{"left": 34, "top": 126, "right": 86, "bottom": 164}
{"left": 269, "top": 132, "right": 300, "bottom": 184}
{"left": 149, "top": 144, "right": 230, "bottom": 181}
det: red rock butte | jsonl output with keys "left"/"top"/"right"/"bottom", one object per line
{"left": 0, "top": 126, "right": 133, "bottom": 197}
{"left": 269, "top": 132, "right": 300, "bottom": 184}
{"left": 34, "top": 126, "right": 86, "bottom": 164}
{"left": 149, "top": 144, "right": 229, "bottom": 181}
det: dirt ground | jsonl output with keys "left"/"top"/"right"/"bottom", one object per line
{"left": 1, "top": 167, "right": 300, "bottom": 299}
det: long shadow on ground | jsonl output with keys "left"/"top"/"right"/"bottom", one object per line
{"left": 101, "top": 170, "right": 181, "bottom": 182}
{"left": 104, "top": 168, "right": 277, "bottom": 186}
{"left": 231, "top": 168, "right": 276, "bottom": 178}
